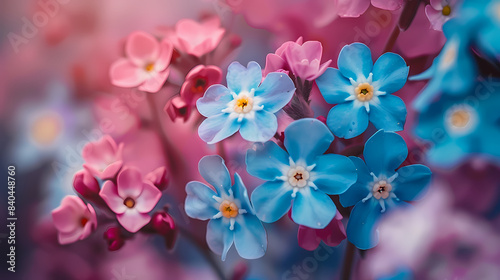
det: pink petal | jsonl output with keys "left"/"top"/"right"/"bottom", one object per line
{"left": 100, "top": 181, "right": 127, "bottom": 214}
{"left": 125, "top": 31, "right": 160, "bottom": 67}
{"left": 116, "top": 167, "right": 144, "bottom": 198}
{"left": 117, "top": 209, "right": 151, "bottom": 233}
{"left": 154, "top": 40, "right": 174, "bottom": 72}
{"left": 371, "top": 0, "right": 403, "bottom": 11}
{"left": 263, "top": 53, "right": 287, "bottom": 76}
{"left": 52, "top": 197, "right": 81, "bottom": 233}
{"left": 298, "top": 226, "right": 322, "bottom": 251}
{"left": 100, "top": 160, "right": 123, "bottom": 179}
{"left": 82, "top": 135, "right": 118, "bottom": 165}
{"left": 109, "top": 58, "right": 146, "bottom": 88}
{"left": 137, "top": 68, "right": 170, "bottom": 93}
{"left": 165, "top": 96, "right": 191, "bottom": 122}
{"left": 430, "top": 0, "right": 444, "bottom": 10}
{"left": 135, "top": 182, "right": 162, "bottom": 213}
{"left": 335, "top": 0, "right": 371, "bottom": 18}
{"left": 425, "top": 5, "right": 446, "bottom": 31}
{"left": 58, "top": 228, "right": 84, "bottom": 245}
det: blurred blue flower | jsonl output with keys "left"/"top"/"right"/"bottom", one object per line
{"left": 340, "top": 130, "right": 432, "bottom": 250}
{"left": 316, "top": 43, "right": 408, "bottom": 139}
{"left": 196, "top": 61, "right": 295, "bottom": 144}
{"left": 247, "top": 118, "right": 357, "bottom": 229}
{"left": 414, "top": 79, "right": 500, "bottom": 167}
{"left": 184, "top": 155, "right": 267, "bottom": 261}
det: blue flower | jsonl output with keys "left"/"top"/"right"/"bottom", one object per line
{"left": 184, "top": 155, "right": 267, "bottom": 260}
{"left": 339, "top": 130, "right": 432, "bottom": 250}
{"left": 414, "top": 79, "right": 500, "bottom": 167}
{"left": 316, "top": 43, "right": 408, "bottom": 139}
{"left": 196, "top": 61, "right": 295, "bottom": 144}
{"left": 247, "top": 118, "right": 357, "bottom": 229}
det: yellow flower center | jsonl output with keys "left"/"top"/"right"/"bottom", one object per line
{"left": 233, "top": 95, "right": 253, "bottom": 113}
{"left": 144, "top": 63, "right": 155, "bottom": 72}
{"left": 372, "top": 180, "right": 393, "bottom": 200}
{"left": 450, "top": 109, "right": 471, "bottom": 128}
{"left": 219, "top": 200, "right": 239, "bottom": 218}
{"left": 30, "top": 113, "right": 62, "bottom": 146}
{"left": 355, "top": 83, "right": 374, "bottom": 102}
{"left": 124, "top": 197, "right": 135, "bottom": 208}
{"left": 442, "top": 5, "right": 451, "bottom": 16}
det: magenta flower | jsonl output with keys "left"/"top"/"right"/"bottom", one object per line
{"left": 100, "top": 167, "right": 162, "bottom": 233}
{"left": 264, "top": 37, "right": 331, "bottom": 81}
{"left": 425, "top": 0, "right": 458, "bottom": 31}
{"left": 165, "top": 65, "right": 222, "bottom": 122}
{"left": 167, "top": 17, "right": 225, "bottom": 57}
{"left": 336, "top": 0, "right": 403, "bottom": 18}
{"left": 82, "top": 135, "right": 123, "bottom": 180}
{"left": 109, "top": 31, "right": 173, "bottom": 93}
{"left": 297, "top": 211, "right": 346, "bottom": 251}
{"left": 52, "top": 195, "right": 97, "bottom": 245}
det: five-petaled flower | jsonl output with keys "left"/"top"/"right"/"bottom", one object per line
{"left": 184, "top": 155, "right": 267, "bottom": 260}
{"left": 100, "top": 167, "right": 162, "bottom": 233}
{"left": 196, "top": 61, "right": 295, "bottom": 144}
{"left": 247, "top": 118, "right": 357, "bottom": 229}
{"left": 425, "top": 0, "right": 458, "bottom": 31}
{"left": 110, "top": 31, "right": 173, "bottom": 93}
{"left": 52, "top": 195, "right": 97, "bottom": 245}
{"left": 339, "top": 130, "right": 432, "bottom": 250}
{"left": 316, "top": 43, "right": 409, "bottom": 139}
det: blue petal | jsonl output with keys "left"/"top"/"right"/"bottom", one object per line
{"left": 233, "top": 214, "right": 267, "bottom": 259}
{"left": 339, "top": 157, "right": 372, "bottom": 207}
{"left": 196, "top": 85, "right": 232, "bottom": 117}
{"left": 372, "top": 52, "right": 409, "bottom": 94}
{"left": 311, "top": 154, "right": 357, "bottom": 195}
{"left": 327, "top": 102, "right": 369, "bottom": 139}
{"left": 255, "top": 72, "right": 295, "bottom": 113}
{"left": 284, "top": 118, "right": 334, "bottom": 165}
{"left": 198, "top": 113, "right": 240, "bottom": 144}
{"left": 198, "top": 155, "right": 232, "bottom": 195}
{"left": 393, "top": 164, "right": 431, "bottom": 201}
{"left": 239, "top": 110, "right": 278, "bottom": 142}
{"left": 291, "top": 188, "right": 336, "bottom": 229}
{"left": 337, "top": 43, "right": 373, "bottom": 81}
{"left": 232, "top": 173, "right": 252, "bottom": 212}
{"left": 185, "top": 181, "right": 219, "bottom": 220}
{"left": 246, "top": 141, "right": 289, "bottom": 181}
{"left": 364, "top": 130, "right": 407, "bottom": 176}
{"left": 316, "top": 68, "right": 353, "bottom": 104}
{"left": 426, "top": 138, "right": 469, "bottom": 167}
{"left": 206, "top": 218, "right": 234, "bottom": 261}
{"left": 251, "top": 181, "right": 292, "bottom": 223}
{"left": 227, "top": 61, "right": 262, "bottom": 93}
{"left": 439, "top": 37, "right": 476, "bottom": 96}
{"left": 369, "top": 95, "right": 406, "bottom": 132}
{"left": 346, "top": 199, "right": 381, "bottom": 250}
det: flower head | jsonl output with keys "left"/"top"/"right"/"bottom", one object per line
{"left": 316, "top": 43, "right": 408, "bottom": 139}
{"left": 425, "top": 0, "right": 459, "bottom": 31}
{"left": 52, "top": 195, "right": 97, "bottom": 245}
{"left": 100, "top": 167, "right": 162, "bottom": 233}
{"left": 184, "top": 155, "right": 267, "bottom": 260}
{"left": 339, "top": 130, "right": 432, "bottom": 249}
{"left": 336, "top": 0, "right": 403, "bottom": 18}
{"left": 73, "top": 169, "right": 100, "bottom": 199}
{"left": 196, "top": 61, "right": 295, "bottom": 143}
{"left": 247, "top": 118, "right": 357, "bottom": 229}
{"left": 110, "top": 31, "right": 173, "bottom": 93}
{"left": 82, "top": 135, "right": 123, "bottom": 180}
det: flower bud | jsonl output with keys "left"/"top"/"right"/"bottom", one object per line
{"left": 73, "top": 169, "right": 100, "bottom": 198}
{"left": 103, "top": 226, "right": 125, "bottom": 251}
{"left": 145, "top": 167, "right": 169, "bottom": 191}
{"left": 151, "top": 211, "right": 177, "bottom": 249}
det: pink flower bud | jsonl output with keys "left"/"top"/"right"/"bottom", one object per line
{"left": 151, "top": 211, "right": 177, "bottom": 249}
{"left": 103, "top": 226, "right": 125, "bottom": 251}
{"left": 73, "top": 169, "right": 100, "bottom": 198}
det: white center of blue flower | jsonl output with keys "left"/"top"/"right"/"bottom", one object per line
{"left": 278, "top": 158, "right": 318, "bottom": 198}
{"left": 222, "top": 89, "right": 264, "bottom": 122}
{"left": 444, "top": 104, "right": 478, "bottom": 135}
{"left": 344, "top": 73, "right": 386, "bottom": 113}
{"left": 212, "top": 189, "right": 247, "bottom": 231}
{"left": 362, "top": 172, "right": 400, "bottom": 213}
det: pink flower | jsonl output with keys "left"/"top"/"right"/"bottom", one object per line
{"left": 165, "top": 65, "right": 222, "bottom": 122}
{"left": 284, "top": 40, "right": 331, "bottom": 81}
{"left": 145, "top": 166, "right": 169, "bottom": 191}
{"left": 100, "top": 167, "right": 162, "bottom": 233}
{"left": 82, "top": 135, "right": 123, "bottom": 180}
{"left": 263, "top": 37, "right": 302, "bottom": 76}
{"left": 167, "top": 17, "right": 225, "bottom": 57}
{"left": 297, "top": 211, "right": 346, "bottom": 251}
{"left": 335, "top": 0, "right": 403, "bottom": 18}
{"left": 425, "top": 0, "right": 458, "bottom": 31}
{"left": 110, "top": 31, "right": 173, "bottom": 93}
{"left": 51, "top": 195, "right": 97, "bottom": 245}
{"left": 73, "top": 169, "right": 100, "bottom": 199}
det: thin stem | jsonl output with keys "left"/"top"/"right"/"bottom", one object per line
{"left": 341, "top": 242, "right": 356, "bottom": 280}
{"left": 178, "top": 227, "right": 226, "bottom": 280}
{"left": 383, "top": 26, "right": 400, "bottom": 53}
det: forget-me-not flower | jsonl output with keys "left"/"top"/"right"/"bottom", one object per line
{"left": 196, "top": 61, "right": 295, "bottom": 144}
{"left": 316, "top": 43, "right": 409, "bottom": 139}
{"left": 184, "top": 155, "right": 267, "bottom": 260}
{"left": 340, "top": 130, "right": 432, "bottom": 250}
{"left": 247, "top": 118, "right": 357, "bottom": 229}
